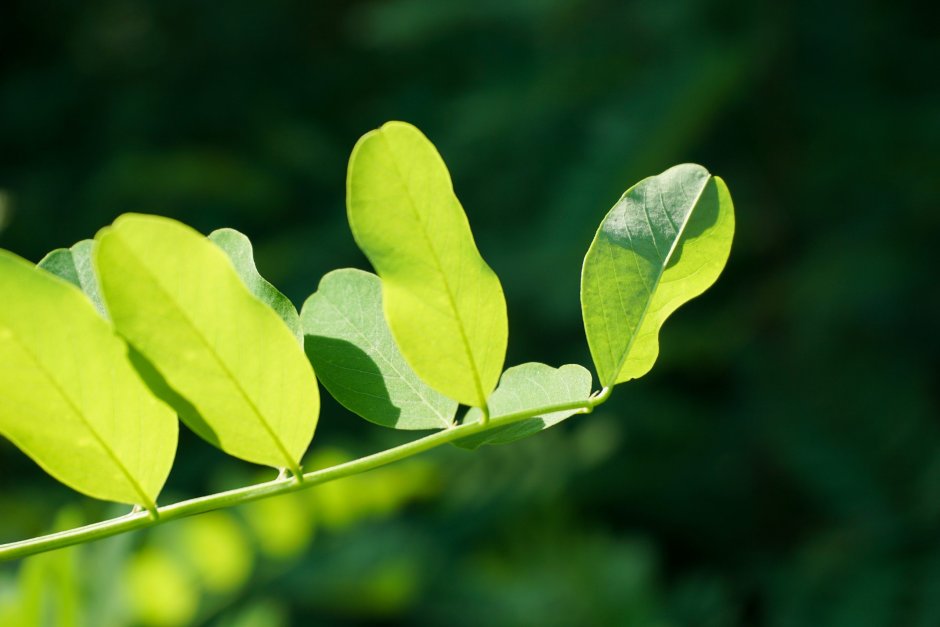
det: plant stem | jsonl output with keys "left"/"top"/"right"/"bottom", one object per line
{"left": 0, "top": 391, "right": 611, "bottom": 562}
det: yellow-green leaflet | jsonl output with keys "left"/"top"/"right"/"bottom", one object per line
{"left": 0, "top": 250, "right": 176, "bottom": 508}
{"left": 346, "top": 122, "right": 508, "bottom": 408}
{"left": 95, "top": 214, "right": 318, "bottom": 473}
{"left": 581, "top": 164, "right": 735, "bottom": 387}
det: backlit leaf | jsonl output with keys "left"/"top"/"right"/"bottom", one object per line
{"left": 301, "top": 268, "right": 457, "bottom": 430}
{"left": 456, "top": 363, "right": 593, "bottom": 449}
{"left": 208, "top": 228, "right": 302, "bottom": 344}
{"left": 95, "top": 214, "right": 318, "bottom": 473}
{"left": 581, "top": 164, "right": 734, "bottom": 387}
{"left": 346, "top": 121, "right": 508, "bottom": 408}
{"left": 0, "top": 250, "right": 176, "bottom": 508}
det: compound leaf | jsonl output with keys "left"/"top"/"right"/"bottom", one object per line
{"left": 0, "top": 249, "right": 177, "bottom": 508}
{"left": 208, "top": 228, "right": 302, "bottom": 344}
{"left": 95, "top": 214, "right": 318, "bottom": 473}
{"left": 346, "top": 121, "right": 508, "bottom": 408}
{"left": 37, "top": 239, "right": 107, "bottom": 317}
{"left": 456, "top": 363, "right": 593, "bottom": 449}
{"left": 301, "top": 268, "right": 457, "bottom": 430}
{"left": 581, "top": 164, "right": 734, "bottom": 387}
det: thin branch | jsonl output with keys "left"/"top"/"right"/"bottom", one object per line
{"left": 0, "top": 391, "right": 611, "bottom": 562}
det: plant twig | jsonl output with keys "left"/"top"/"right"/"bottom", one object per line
{"left": 0, "top": 392, "right": 610, "bottom": 562}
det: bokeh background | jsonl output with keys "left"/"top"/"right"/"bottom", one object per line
{"left": 1, "top": 1, "right": 938, "bottom": 625}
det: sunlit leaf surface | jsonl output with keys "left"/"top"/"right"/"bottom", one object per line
{"left": 347, "top": 121, "right": 508, "bottom": 407}
{"left": 96, "top": 214, "right": 318, "bottom": 471}
{"left": 0, "top": 250, "right": 176, "bottom": 507}
{"left": 581, "top": 164, "right": 734, "bottom": 387}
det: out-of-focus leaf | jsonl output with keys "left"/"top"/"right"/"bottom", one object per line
{"left": 95, "top": 214, "right": 318, "bottom": 473}
{"left": 0, "top": 249, "right": 176, "bottom": 508}
{"left": 305, "top": 448, "right": 438, "bottom": 530}
{"left": 581, "top": 164, "right": 734, "bottom": 387}
{"left": 216, "top": 600, "right": 289, "bottom": 627}
{"left": 301, "top": 268, "right": 457, "bottom": 430}
{"left": 37, "top": 240, "right": 107, "bottom": 317}
{"left": 7, "top": 509, "right": 83, "bottom": 627}
{"left": 346, "top": 121, "right": 508, "bottom": 407}
{"left": 127, "top": 547, "right": 198, "bottom": 627}
{"left": 179, "top": 513, "right": 252, "bottom": 594}
{"left": 242, "top": 491, "right": 315, "bottom": 559}
{"left": 209, "top": 228, "right": 302, "bottom": 344}
{"left": 456, "top": 363, "right": 593, "bottom": 449}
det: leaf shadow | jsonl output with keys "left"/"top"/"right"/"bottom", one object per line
{"left": 303, "top": 334, "right": 401, "bottom": 428}
{"left": 126, "top": 346, "right": 220, "bottom": 448}
{"left": 666, "top": 177, "right": 720, "bottom": 268}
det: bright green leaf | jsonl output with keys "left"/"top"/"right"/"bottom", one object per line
{"left": 346, "top": 121, "right": 508, "bottom": 408}
{"left": 301, "top": 268, "right": 457, "bottom": 430}
{"left": 0, "top": 250, "right": 176, "bottom": 508}
{"left": 37, "top": 239, "right": 107, "bottom": 317}
{"left": 95, "top": 214, "right": 318, "bottom": 474}
{"left": 581, "top": 164, "right": 735, "bottom": 387}
{"left": 208, "top": 228, "right": 302, "bottom": 344}
{"left": 456, "top": 363, "right": 593, "bottom": 449}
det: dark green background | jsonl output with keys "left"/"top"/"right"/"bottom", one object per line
{"left": 1, "top": 1, "right": 938, "bottom": 625}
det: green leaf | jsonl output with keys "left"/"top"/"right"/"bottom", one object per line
{"left": 346, "top": 121, "right": 508, "bottom": 408}
{"left": 208, "top": 228, "right": 302, "bottom": 344}
{"left": 581, "top": 164, "right": 734, "bottom": 387}
{"left": 301, "top": 268, "right": 457, "bottom": 430}
{"left": 37, "top": 240, "right": 107, "bottom": 318}
{"left": 0, "top": 249, "right": 176, "bottom": 508}
{"left": 456, "top": 363, "right": 593, "bottom": 449}
{"left": 95, "top": 214, "right": 318, "bottom": 474}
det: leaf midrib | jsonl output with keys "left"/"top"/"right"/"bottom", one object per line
{"left": 0, "top": 320, "right": 154, "bottom": 509}
{"left": 607, "top": 175, "right": 711, "bottom": 384}
{"left": 109, "top": 233, "right": 299, "bottom": 471}
{"left": 376, "top": 129, "right": 488, "bottom": 407}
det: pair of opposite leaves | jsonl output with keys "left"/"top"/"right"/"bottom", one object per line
{"left": 0, "top": 122, "right": 735, "bottom": 510}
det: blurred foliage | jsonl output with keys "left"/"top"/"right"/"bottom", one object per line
{"left": 1, "top": 0, "right": 938, "bottom": 625}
